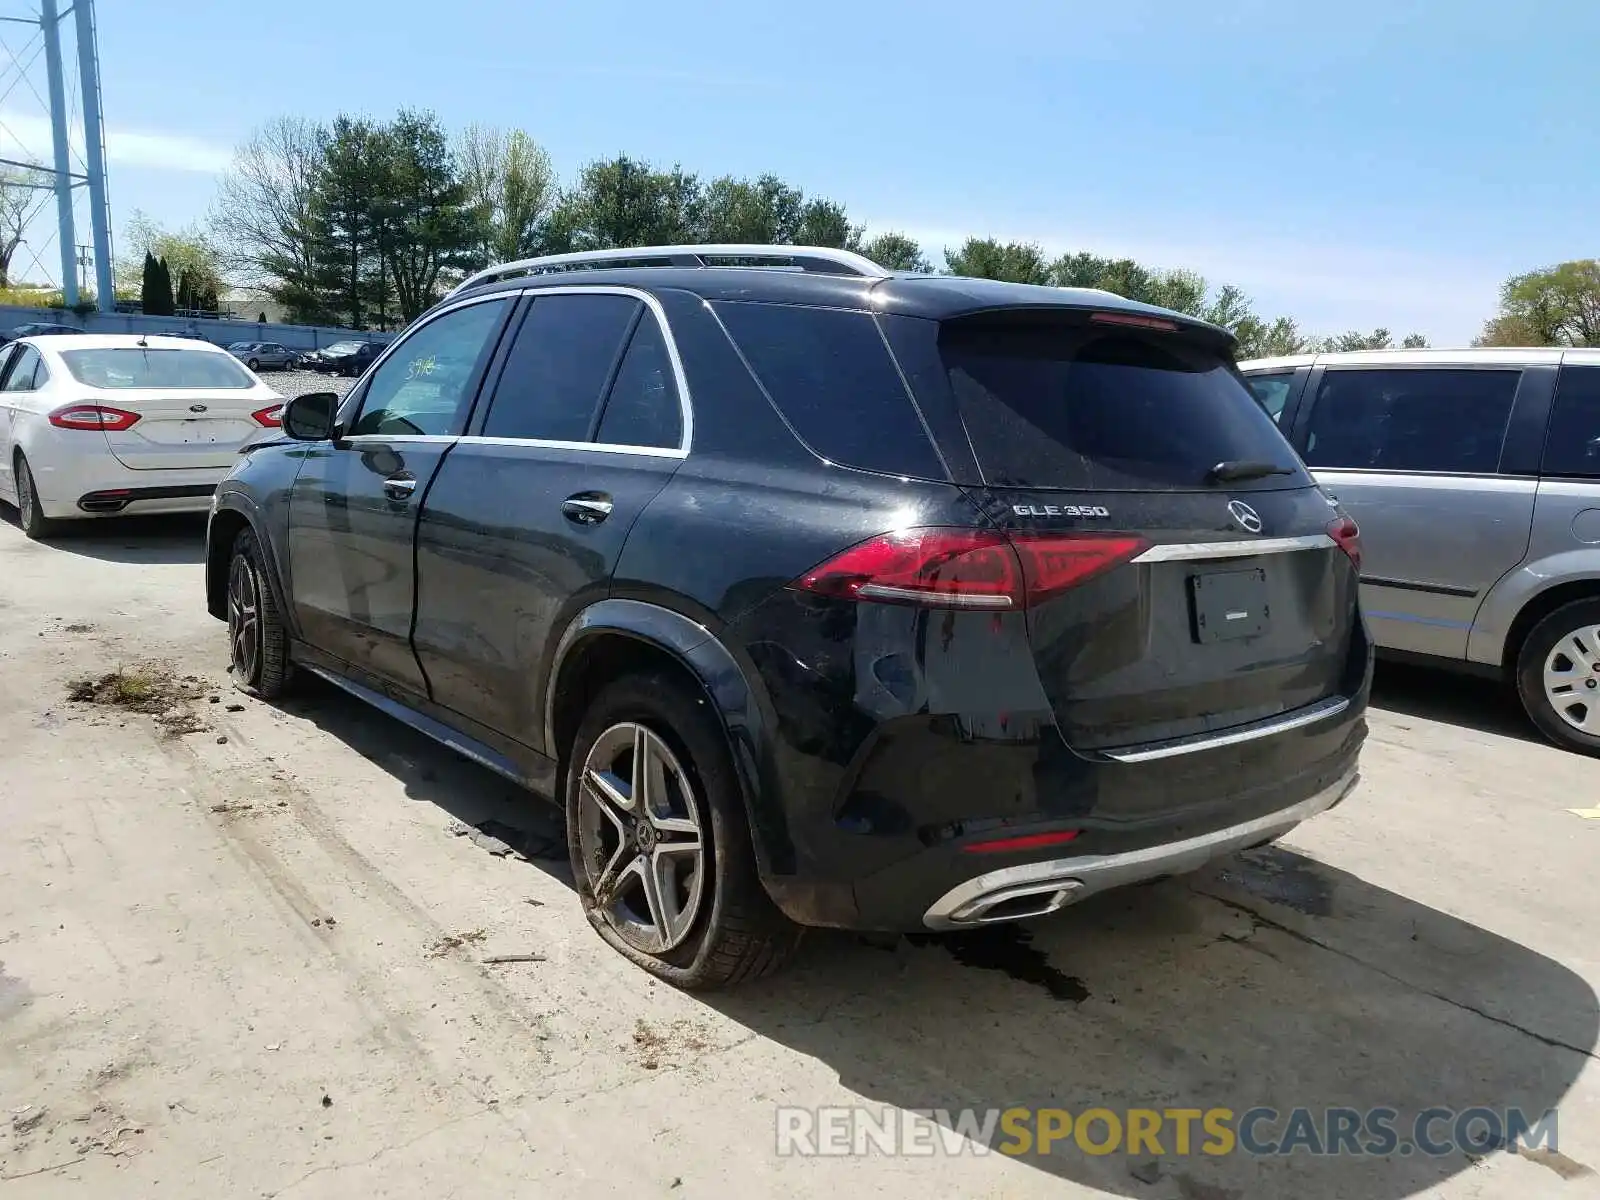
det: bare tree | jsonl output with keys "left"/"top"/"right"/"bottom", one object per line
{"left": 0, "top": 168, "right": 52, "bottom": 288}
{"left": 209, "top": 116, "right": 326, "bottom": 316}
{"left": 455, "top": 124, "right": 555, "bottom": 267}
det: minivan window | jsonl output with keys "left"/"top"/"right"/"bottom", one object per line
{"left": 1543, "top": 365, "right": 1600, "bottom": 479}
{"left": 350, "top": 298, "right": 510, "bottom": 436}
{"left": 713, "top": 301, "right": 945, "bottom": 479}
{"left": 1246, "top": 372, "right": 1294, "bottom": 424}
{"left": 1304, "top": 368, "right": 1519, "bottom": 474}
{"left": 483, "top": 294, "right": 640, "bottom": 442}
{"left": 595, "top": 315, "right": 682, "bottom": 449}
{"left": 940, "top": 319, "right": 1300, "bottom": 490}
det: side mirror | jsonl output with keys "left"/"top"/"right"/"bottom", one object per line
{"left": 282, "top": 391, "right": 340, "bottom": 441}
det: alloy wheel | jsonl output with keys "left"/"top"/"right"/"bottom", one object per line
{"left": 576, "top": 721, "right": 706, "bottom": 955}
{"left": 17, "top": 461, "right": 35, "bottom": 528}
{"left": 227, "top": 554, "right": 261, "bottom": 683}
{"left": 1542, "top": 623, "right": 1600, "bottom": 734}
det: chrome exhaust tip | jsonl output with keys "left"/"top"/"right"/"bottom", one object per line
{"left": 945, "top": 878, "right": 1084, "bottom": 927}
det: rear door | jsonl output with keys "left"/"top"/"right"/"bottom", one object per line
{"left": 412, "top": 288, "right": 687, "bottom": 747}
{"left": 1296, "top": 364, "right": 1534, "bottom": 658}
{"left": 0, "top": 343, "right": 21, "bottom": 500}
{"left": 285, "top": 295, "right": 515, "bottom": 691}
{"left": 921, "top": 311, "right": 1359, "bottom": 751}
{"left": 49, "top": 344, "right": 275, "bottom": 470}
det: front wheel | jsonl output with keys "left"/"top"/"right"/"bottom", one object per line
{"left": 246, "top": 358, "right": 260, "bottom": 371}
{"left": 14, "top": 453, "right": 58, "bottom": 540}
{"left": 227, "top": 529, "right": 292, "bottom": 698}
{"left": 1516, "top": 598, "right": 1600, "bottom": 756}
{"left": 566, "top": 672, "right": 801, "bottom": 989}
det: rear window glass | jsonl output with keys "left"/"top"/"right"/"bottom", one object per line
{"left": 941, "top": 321, "right": 1302, "bottom": 490}
{"left": 713, "top": 301, "right": 945, "bottom": 479}
{"left": 61, "top": 348, "right": 254, "bottom": 389}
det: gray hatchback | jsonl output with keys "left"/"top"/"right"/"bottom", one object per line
{"left": 1241, "top": 348, "right": 1600, "bottom": 754}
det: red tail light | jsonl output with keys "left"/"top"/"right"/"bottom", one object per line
{"left": 49, "top": 404, "right": 140, "bottom": 431}
{"left": 1090, "top": 311, "right": 1178, "bottom": 332}
{"left": 252, "top": 404, "right": 285, "bottom": 427}
{"left": 789, "top": 528, "right": 1149, "bottom": 610}
{"left": 1327, "top": 515, "right": 1361, "bottom": 571}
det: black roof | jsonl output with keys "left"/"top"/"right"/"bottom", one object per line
{"left": 451, "top": 267, "right": 1232, "bottom": 341}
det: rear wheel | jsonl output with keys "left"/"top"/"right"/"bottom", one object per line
{"left": 565, "top": 672, "right": 801, "bottom": 989}
{"left": 1516, "top": 598, "right": 1600, "bottom": 756}
{"left": 14, "top": 453, "right": 58, "bottom": 540}
{"left": 227, "top": 528, "right": 292, "bottom": 698}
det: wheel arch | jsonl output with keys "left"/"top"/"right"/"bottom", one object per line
{"left": 543, "top": 599, "right": 794, "bottom": 879}
{"left": 1501, "top": 577, "right": 1600, "bottom": 676}
{"left": 205, "top": 498, "right": 295, "bottom": 635}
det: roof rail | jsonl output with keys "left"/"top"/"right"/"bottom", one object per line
{"left": 446, "top": 243, "right": 889, "bottom": 298}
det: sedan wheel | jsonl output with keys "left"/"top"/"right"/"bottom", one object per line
{"left": 246, "top": 358, "right": 260, "bottom": 371}
{"left": 576, "top": 721, "right": 707, "bottom": 955}
{"left": 14, "top": 454, "right": 57, "bottom": 540}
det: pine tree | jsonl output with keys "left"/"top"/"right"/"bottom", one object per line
{"left": 146, "top": 256, "right": 175, "bottom": 316}
{"left": 139, "top": 252, "right": 160, "bottom": 314}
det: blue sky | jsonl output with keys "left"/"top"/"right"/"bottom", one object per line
{"left": 3, "top": 0, "right": 1594, "bottom": 343}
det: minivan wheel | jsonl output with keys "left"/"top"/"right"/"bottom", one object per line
{"left": 1516, "top": 599, "right": 1600, "bottom": 756}
{"left": 566, "top": 672, "right": 801, "bottom": 989}
{"left": 14, "top": 453, "right": 58, "bottom": 540}
{"left": 227, "top": 528, "right": 292, "bottom": 698}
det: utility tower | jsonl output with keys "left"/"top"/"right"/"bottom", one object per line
{"left": 0, "top": 0, "right": 112, "bottom": 310}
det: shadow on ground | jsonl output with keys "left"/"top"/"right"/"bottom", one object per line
{"left": 279, "top": 672, "right": 1597, "bottom": 1199}
{"left": 0, "top": 503, "right": 207, "bottom": 565}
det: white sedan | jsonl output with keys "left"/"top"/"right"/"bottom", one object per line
{"left": 0, "top": 333, "right": 285, "bottom": 539}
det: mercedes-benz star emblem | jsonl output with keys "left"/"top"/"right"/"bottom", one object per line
{"left": 1227, "top": 499, "right": 1263, "bottom": 534}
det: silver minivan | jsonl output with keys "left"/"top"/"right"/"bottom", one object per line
{"left": 1240, "top": 348, "right": 1600, "bottom": 755}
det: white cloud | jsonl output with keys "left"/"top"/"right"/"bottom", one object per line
{"left": 0, "top": 109, "right": 230, "bottom": 174}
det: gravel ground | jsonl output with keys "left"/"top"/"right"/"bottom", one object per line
{"left": 259, "top": 368, "right": 359, "bottom": 400}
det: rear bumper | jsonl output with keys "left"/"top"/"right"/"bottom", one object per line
{"left": 29, "top": 436, "right": 228, "bottom": 520}
{"left": 922, "top": 768, "right": 1358, "bottom": 929}
{"left": 77, "top": 483, "right": 216, "bottom": 514}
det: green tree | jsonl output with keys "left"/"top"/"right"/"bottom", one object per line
{"left": 544, "top": 155, "right": 704, "bottom": 253}
{"left": 117, "top": 209, "right": 225, "bottom": 303}
{"left": 139, "top": 252, "right": 162, "bottom": 314}
{"left": 1477, "top": 260, "right": 1600, "bottom": 347}
{"left": 310, "top": 116, "right": 389, "bottom": 328}
{"left": 699, "top": 174, "right": 805, "bottom": 244}
{"left": 945, "top": 239, "right": 1051, "bottom": 284}
{"left": 456, "top": 123, "right": 556, "bottom": 268}
{"left": 1234, "top": 315, "right": 1311, "bottom": 359}
{"left": 860, "top": 232, "right": 930, "bottom": 272}
{"left": 377, "top": 110, "right": 477, "bottom": 322}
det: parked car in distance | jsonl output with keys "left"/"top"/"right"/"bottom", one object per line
{"left": 1240, "top": 348, "right": 1600, "bottom": 755}
{"left": 306, "top": 340, "right": 384, "bottom": 376}
{"left": 1, "top": 322, "right": 81, "bottom": 344}
{"left": 0, "top": 333, "right": 286, "bottom": 539}
{"left": 227, "top": 341, "right": 301, "bottom": 371}
{"left": 207, "top": 243, "right": 1370, "bottom": 988}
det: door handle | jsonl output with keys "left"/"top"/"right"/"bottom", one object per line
{"left": 561, "top": 494, "right": 613, "bottom": 525}
{"left": 384, "top": 473, "right": 417, "bottom": 501}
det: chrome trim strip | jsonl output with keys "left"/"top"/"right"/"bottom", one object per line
{"left": 448, "top": 243, "right": 888, "bottom": 297}
{"left": 855, "top": 583, "right": 1012, "bottom": 608}
{"left": 1102, "top": 696, "right": 1350, "bottom": 763}
{"left": 454, "top": 436, "right": 687, "bottom": 459}
{"left": 1131, "top": 533, "right": 1335, "bottom": 563}
{"left": 923, "top": 770, "right": 1359, "bottom": 930}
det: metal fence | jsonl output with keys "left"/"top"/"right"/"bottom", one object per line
{"left": 0, "top": 304, "right": 391, "bottom": 351}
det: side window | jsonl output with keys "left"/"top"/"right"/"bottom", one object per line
{"left": 350, "top": 298, "right": 510, "bottom": 436}
{"left": 481, "top": 293, "right": 639, "bottom": 442}
{"left": 2, "top": 346, "right": 41, "bottom": 392}
{"left": 1543, "top": 366, "right": 1600, "bottom": 478}
{"left": 1303, "top": 368, "right": 1520, "bottom": 474}
{"left": 713, "top": 301, "right": 945, "bottom": 479}
{"left": 595, "top": 315, "right": 682, "bottom": 449}
{"left": 1245, "top": 372, "right": 1294, "bottom": 424}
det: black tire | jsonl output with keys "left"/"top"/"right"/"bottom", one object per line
{"left": 14, "top": 453, "right": 59, "bottom": 540}
{"left": 565, "top": 671, "right": 801, "bottom": 989}
{"left": 1515, "top": 598, "right": 1600, "bottom": 756}
{"left": 227, "top": 528, "right": 292, "bottom": 698}
{"left": 246, "top": 358, "right": 260, "bottom": 371}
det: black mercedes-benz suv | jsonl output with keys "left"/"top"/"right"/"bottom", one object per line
{"left": 205, "top": 244, "right": 1370, "bottom": 989}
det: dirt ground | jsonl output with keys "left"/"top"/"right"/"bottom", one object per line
{"left": 1, "top": 510, "right": 1598, "bottom": 1199}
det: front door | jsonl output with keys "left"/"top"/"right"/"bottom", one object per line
{"left": 412, "top": 289, "right": 688, "bottom": 746}
{"left": 1298, "top": 364, "right": 1534, "bottom": 659}
{"left": 286, "top": 296, "right": 515, "bottom": 691}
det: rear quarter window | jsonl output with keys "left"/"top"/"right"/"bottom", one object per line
{"left": 712, "top": 301, "right": 946, "bottom": 480}
{"left": 941, "top": 318, "right": 1303, "bottom": 490}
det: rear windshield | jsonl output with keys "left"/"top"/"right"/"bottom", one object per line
{"left": 61, "top": 348, "right": 254, "bottom": 390}
{"left": 941, "top": 319, "right": 1305, "bottom": 490}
